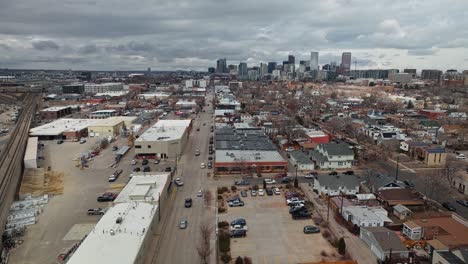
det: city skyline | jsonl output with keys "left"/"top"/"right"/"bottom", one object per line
{"left": 0, "top": 0, "right": 468, "bottom": 71}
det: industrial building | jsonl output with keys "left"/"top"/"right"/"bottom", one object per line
{"left": 87, "top": 117, "right": 128, "bottom": 138}
{"left": 214, "top": 127, "right": 287, "bottom": 175}
{"left": 66, "top": 202, "right": 157, "bottom": 264}
{"left": 113, "top": 173, "right": 170, "bottom": 204}
{"left": 134, "top": 120, "right": 192, "bottom": 159}
{"left": 84, "top": 83, "right": 124, "bottom": 93}
{"left": 29, "top": 118, "right": 97, "bottom": 140}
{"left": 24, "top": 137, "right": 38, "bottom": 169}
{"left": 39, "top": 106, "right": 72, "bottom": 120}
{"left": 88, "top": 110, "right": 119, "bottom": 119}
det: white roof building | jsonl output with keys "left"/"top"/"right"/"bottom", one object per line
{"left": 136, "top": 120, "right": 192, "bottom": 143}
{"left": 40, "top": 106, "right": 71, "bottom": 112}
{"left": 342, "top": 206, "right": 392, "bottom": 228}
{"left": 215, "top": 150, "right": 285, "bottom": 163}
{"left": 113, "top": 173, "right": 170, "bottom": 204}
{"left": 67, "top": 202, "right": 157, "bottom": 264}
{"left": 24, "top": 137, "right": 38, "bottom": 169}
{"left": 29, "top": 119, "right": 98, "bottom": 136}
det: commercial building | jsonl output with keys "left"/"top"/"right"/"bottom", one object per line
{"left": 340, "top": 52, "right": 352, "bottom": 75}
{"left": 238, "top": 62, "right": 248, "bottom": 78}
{"left": 135, "top": 120, "right": 192, "bottom": 159}
{"left": 87, "top": 117, "right": 126, "bottom": 137}
{"left": 84, "top": 83, "right": 124, "bottom": 93}
{"left": 114, "top": 173, "right": 170, "bottom": 204}
{"left": 403, "top": 69, "right": 417, "bottom": 78}
{"left": 216, "top": 58, "right": 227, "bottom": 74}
{"left": 342, "top": 206, "right": 392, "bottom": 227}
{"left": 88, "top": 110, "right": 119, "bottom": 119}
{"left": 388, "top": 73, "right": 412, "bottom": 83}
{"left": 66, "top": 202, "right": 157, "bottom": 264}
{"left": 214, "top": 127, "right": 287, "bottom": 175}
{"left": 24, "top": 137, "right": 38, "bottom": 169}
{"left": 421, "top": 70, "right": 442, "bottom": 80}
{"left": 29, "top": 118, "right": 97, "bottom": 140}
{"left": 62, "top": 84, "right": 84, "bottom": 94}
{"left": 39, "top": 106, "right": 72, "bottom": 120}
{"left": 304, "top": 129, "right": 329, "bottom": 144}
{"left": 267, "top": 62, "right": 277, "bottom": 74}
{"left": 185, "top": 79, "right": 207, "bottom": 88}
{"left": 310, "top": 52, "right": 319, "bottom": 71}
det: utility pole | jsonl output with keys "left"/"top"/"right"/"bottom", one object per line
{"left": 327, "top": 197, "right": 330, "bottom": 223}
{"left": 395, "top": 156, "right": 399, "bottom": 182}
{"left": 158, "top": 192, "right": 161, "bottom": 221}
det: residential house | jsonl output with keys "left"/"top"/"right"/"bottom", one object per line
{"left": 313, "top": 174, "right": 362, "bottom": 196}
{"left": 376, "top": 189, "right": 424, "bottom": 207}
{"left": 419, "top": 109, "right": 447, "bottom": 120}
{"left": 419, "top": 120, "right": 441, "bottom": 130}
{"left": 452, "top": 171, "right": 468, "bottom": 195}
{"left": 432, "top": 249, "right": 468, "bottom": 264}
{"left": 366, "top": 174, "right": 406, "bottom": 192}
{"left": 393, "top": 204, "right": 412, "bottom": 220}
{"left": 360, "top": 227, "right": 410, "bottom": 262}
{"left": 438, "top": 125, "right": 464, "bottom": 136}
{"left": 411, "top": 146, "right": 447, "bottom": 167}
{"left": 342, "top": 206, "right": 393, "bottom": 227}
{"left": 402, "top": 216, "right": 468, "bottom": 250}
{"left": 363, "top": 125, "right": 405, "bottom": 143}
{"left": 448, "top": 112, "right": 467, "bottom": 120}
{"left": 400, "top": 141, "right": 429, "bottom": 152}
{"left": 310, "top": 143, "right": 354, "bottom": 170}
{"left": 289, "top": 150, "right": 315, "bottom": 171}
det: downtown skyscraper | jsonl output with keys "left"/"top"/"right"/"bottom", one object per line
{"left": 340, "top": 52, "right": 352, "bottom": 75}
{"left": 310, "top": 52, "right": 319, "bottom": 71}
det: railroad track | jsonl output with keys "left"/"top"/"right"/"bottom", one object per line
{"left": 0, "top": 94, "right": 19, "bottom": 104}
{"left": 0, "top": 93, "right": 38, "bottom": 250}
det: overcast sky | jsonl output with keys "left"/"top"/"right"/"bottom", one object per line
{"left": 1, "top": 0, "right": 467, "bottom": 71}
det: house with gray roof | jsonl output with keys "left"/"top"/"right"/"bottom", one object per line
{"left": 310, "top": 143, "right": 354, "bottom": 170}
{"left": 289, "top": 150, "right": 315, "bottom": 171}
{"left": 313, "top": 174, "right": 362, "bottom": 196}
{"left": 360, "top": 226, "right": 410, "bottom": 262}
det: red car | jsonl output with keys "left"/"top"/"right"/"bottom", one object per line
{"left": 275, "top": 173, "right": 287, "bottom": 178}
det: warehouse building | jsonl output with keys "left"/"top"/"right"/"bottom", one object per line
{"left": 88, "top": 110, "right": 119, "bottom": 119}
{"left": 87, "top": 117, "right": 126, "bottom": 137}
{"left": 66, "top": 202, "right": 157, "bottom": 264}
{"left": 135, "top": 120, "right": 192, "bottom": 159}
{"left": 114, "top": 173, "right": 170, "bottom": 205}
{"left": 39, "top": 106, "right": 72, "bottom": 120}
{"left": 24, "top": 137, "right": 38, "bottom": 169}
{"left": 214, "top": 126, "right": 287, "bottom": 175}
{"left": 29, "top": 118, "right": 97, "bottom": 140}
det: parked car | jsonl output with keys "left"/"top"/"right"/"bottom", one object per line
{"left": 266, "top": 188, "right": 273, "bottom": 196}
{"left": 179, "top": 219, "right": 188, "bottom": 229}
{"left": 240, "top": 191, "right": 247, "bottom": 197}
{"left": 273, "top": 188, "right": 281, "bottom": 195}
{"left": 286, "top": 197, "right": 305, "bottom": 205}
{"left": 57, "top": 140, "right": 64, "bottom": 144}
{"left": 87, "top": 208, "right": 107, "bottom": 215}
{"left": 456, "top": 200, "right": 468, "bottom": 207}
{"left": 403, "top": 180, "right": 415, "bottom": 188}
{"left": 227, "top": 196, "right": 241, "bottom": 202}
{"left": 292, "top": 210, "right": 312, "bottom": 219}
{"left": 97, "top": 192, "right": 117, "bottom": 202}
{"left": 174, "top": 178, "right": 184, "bottom": 186}
{"left": 303, "top": 225, "right": 320, "bottom": 234}
{"left": 304, "top": 174, "right": 316, "bottom": 179}
{"left": 258, "top": 189, "right": 265, "bottom": 196}
{"left": 133, "top": 167, "right": 141, "bottom": 172}
{"left": 275, "top": 173, "right": 287, "bottom": 178}
{"left": 228, "top": 200, "right": 245, "bottom": 207}
{"left": 328, "top": 171, "right": 338, "bottom": 176}
{"left": 285, "top": 147, "right": 295, "bottom": 152}
{"left": 442, "top": 202, "right": 456, "bottom": 211}
{"left": 251, "top": 190, "right": 257, "bottom": 196}
{"left": 197, "top": 190, "right": 203, "bottom": 197}
{"left": 79, "top": 139, "right": 87, "bottom": 144}
{"left": 289, "top": 205, "right": 306, "bottom": 214}
{"left": 153, "top": 159, "right": 160, "bottom": 164}
{"left": 208, "top": 156, "right": 213, "bottom": 160}
{"left": 235, "top": 180, "right": 250, "bottom": 186}
{"left": 112, "top": 145, "right": 118, "bottom": 151}
{"left": 230, "top": 218, "right": 246, "bottom": 227}
{"left": 184, "top": 198, "right": 192, "bottom": 208}
{"left": 343, "top": 170, "right": 354, "bottom": 175}
{"left": 142, "top": 159, "right": 149, "bottom": 165}
{"left": 131, "top": 159, "right": 137, "bottom": 165}
{"left": 195, "top": 150, "right": 200, "bottom": 156}
{"left": 230, "top": 224, "right": 248, "bottom": 231}
{"left": 207, "top": 162, "right": 212, "bottom": 169}
{"left": 456, "top": 154, "right": 466, "bottom": 160}
{"left": 143, "top": 166, "right": 151, "bottom": 172}
{"left": 281, "top": 177, "right": 291, "bottom": 183}
{"left": 264, "top": 179, "right": 276, "bottom": 185}
{"left": 200, "top": 163, "right": 206, "bottom": 169}
{"left": 230, "top": 229, "right": 247, "bottom": 237}
{"left": 165, "top": 167, "right": 172, "bottom": 172}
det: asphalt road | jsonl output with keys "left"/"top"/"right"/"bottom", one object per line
{"left": 152, "top": 94, "right": 216, "bottom": 264}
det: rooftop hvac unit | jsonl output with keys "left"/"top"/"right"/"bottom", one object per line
{"left": 116, "top": 217, "right": 123, "bottom": 224}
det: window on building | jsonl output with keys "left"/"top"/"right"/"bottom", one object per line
{"left": 148, "top": 145, "right": 151, "bottom": 148}
{"left": 338, "top": 162, "right": 343, "bottom": 166}
{"left": 135, "top": 145, "right": 142, "bottom": 148}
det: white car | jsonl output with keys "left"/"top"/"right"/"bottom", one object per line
{"left": 251, "top": 190, "right": 257, "bottom": 196}
{"left": 174, "top": 178, "right": 184, "bottom": 186}
{"left": 197, "top": 190, "right": 203, "bottom": 197}
{"left": 456, "top": 154, "right": 466, "bottom": 160}
{"left": 273, "top": 188, "right": 281, "bottom": 195}
{"left": 230, "top": 224, "right": 248, "bottom": 231}
{"left": 285, "top": 147, "right": 295, "bottom": 152}
{"left": 131, "top": 160, "right": 137, "bottom": 165}
{"left": 195, "top": 150, "right": 200, "bottom": 156}
{"left": 264, "top": 179, "right": 276, "bottom": 185}
{"left": 200, "top": 163, "right": 206, "bottom": 169}
{"left": 286, "top": 197, "right": 305, "bottom": 205}
{"left": 258, "top": 189, "right": 265, "bottom": 196}
{"left": 304, "top": 173, "right": 317, "bottom": 179}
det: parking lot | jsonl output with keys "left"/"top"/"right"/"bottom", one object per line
{"left": 219, "top": 187, "right": 339, "bottom": 264}
{"left": 8, "top": 135, "right": 177, "bottom": 264}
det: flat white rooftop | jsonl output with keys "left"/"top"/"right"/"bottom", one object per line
{"left": 30, "top": 118, "right": 98, "bottom": 136}
{"left": 24, "top": 137, "right": 38, "bottom": 161}
{"left": 113, "top": 173, "right": 170, "bottom": 204}
{"left": 67, "top": 202, "right": 157, "bottom": 264}
{"left": 94, "top": 91, "right": 128, "bottom": 97}
{"left": 305, "top": 130, "right": 328, "bottom": 138}
{"left": 136, "top": 119, "right": 191, "bottom": 142}
{"left": 40, "top": 106, "right": 70, "bottom": 112}
{"left": 215, "top": 150, "right": 286, "bottom": 163}
{"left": 89, "top": 117, "right": 125, "bottom": 127}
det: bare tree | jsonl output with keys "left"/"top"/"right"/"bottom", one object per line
{"left": 196, "top": 222, "right": 214, "bottom": 264}
{"left": 423, "top": 170, "right": 453, "bottom": 202}
{"left": 203, "top": 189, "right": 213, "bottom": 207}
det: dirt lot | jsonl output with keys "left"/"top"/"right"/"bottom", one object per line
{"left": 219, "top": 188, "right": 340, "bottom": 264}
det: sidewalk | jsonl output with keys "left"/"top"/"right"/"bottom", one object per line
{"left": 300, "top": 183, "right": 377, "bottom": 264}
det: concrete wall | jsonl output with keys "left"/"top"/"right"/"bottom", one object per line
{"left": 135, "top": 130, "right": 188, "bottom": 159}
{"left": 88, "top": 123, "right": 124, "bottom": 137}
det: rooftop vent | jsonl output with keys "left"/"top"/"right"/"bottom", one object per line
{"left": 116, "top": 217, "right": 123, "bottom": 224}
